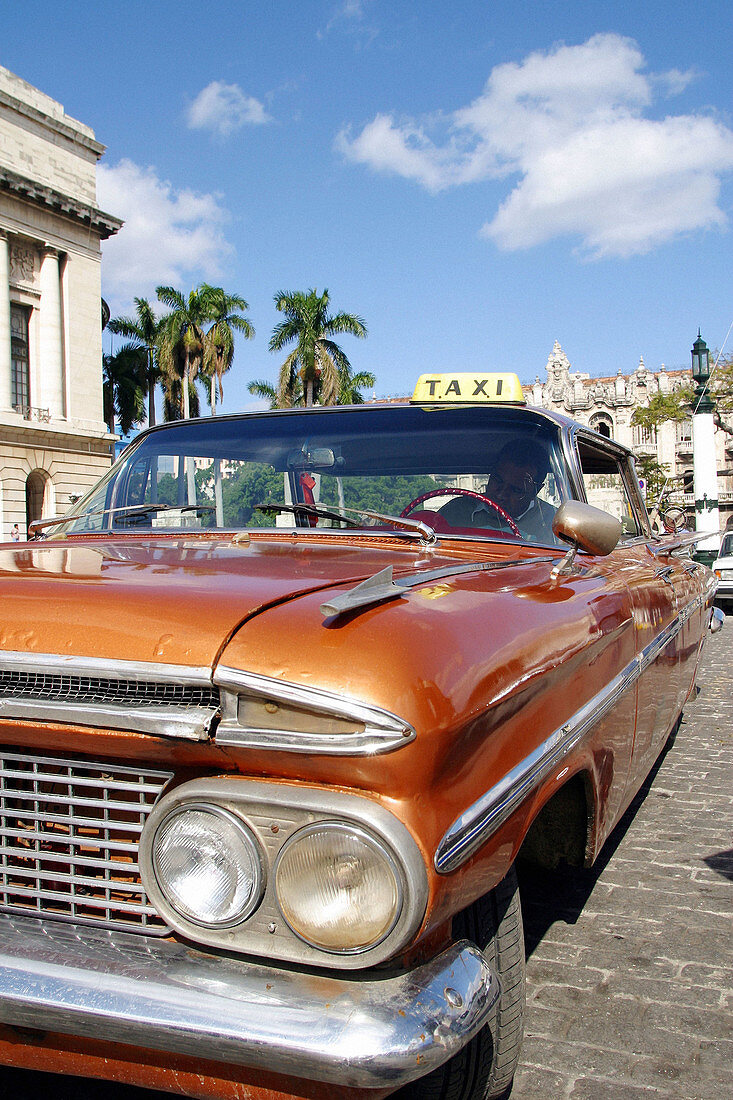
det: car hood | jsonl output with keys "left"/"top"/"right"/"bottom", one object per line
{"left": 0, "top": 535, "right": 513, "bottom": 668}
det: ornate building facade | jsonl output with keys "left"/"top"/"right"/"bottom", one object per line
{"left": 529, "top": 342, "right": 733, "bottom": 532}
{"left": 0, "top": 65, "right": 121, "bottom": 539}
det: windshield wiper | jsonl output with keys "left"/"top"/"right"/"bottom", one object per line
{"left": 254, "top": 502, "right": 361, "bottom": 527}
{"left": 30, "top": 502, "right": 216, "bottom": 537}
{"left": 254, "top": 502, "right": 437, "bottom": 544}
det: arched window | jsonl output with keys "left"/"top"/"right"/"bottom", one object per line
{"left": 590, "top": 414, "right": 613, "bottom": 439}
{"left": 25, "top": 469, "right": 54, "bottom": 532}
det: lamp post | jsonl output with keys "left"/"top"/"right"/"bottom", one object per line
{"left": 690, "top": 330, "right": 720, "bottom": 565}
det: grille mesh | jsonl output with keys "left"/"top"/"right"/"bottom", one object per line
{"left": 0, "top": 669, "right": 218, "bottom": 710}
{"left": 0, "top": 750, "right": 173, "bottom": 934}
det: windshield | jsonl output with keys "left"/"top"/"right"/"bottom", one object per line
{"left": 54, "top": 405, "right": 569, "bottom": 546}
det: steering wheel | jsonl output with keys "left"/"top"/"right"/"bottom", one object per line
{"left": 400, "top": 487, "right": 520, "bottom": 538}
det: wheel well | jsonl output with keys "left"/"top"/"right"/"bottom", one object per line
{"left": 518, "top": 773, "right": 592, "bottom": 870}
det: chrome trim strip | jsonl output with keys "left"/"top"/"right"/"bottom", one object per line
{"left": 0, "top": 915, "right": 498, "bottom": 1089}
{"left": 214, "top": 667, "right": 415, "bottom": 753}
{"left": 0, "top": 698, "right": 217, "bottom": 740}
{"left": 0, "top": 651, "right": 212, "bottom": 685}
{"left": 435, "top": 596, "right": 705, "bottom": 874}
{"left": 0, "top": 652, "right": 217, "bottom": 740}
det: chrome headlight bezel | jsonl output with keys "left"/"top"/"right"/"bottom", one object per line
{"left": 139, "top": 777, "right": 429, "bottom": 971}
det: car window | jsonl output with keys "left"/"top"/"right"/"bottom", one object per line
{"left": 54, "top": 406, "right": 571, "bottom": 546}
{"left": 719, "top": 532, "right": 733, "bottom": 558}
{"left": 577, "top": 438, "right": 642, "bottom": 539}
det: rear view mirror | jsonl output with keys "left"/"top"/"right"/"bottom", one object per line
{"left": 551, "top": 501, "right": 622, "bottom": 577}
{"left": 287, "top": 447, "right": 336, "bottom": 470}
{"left": 553, "top": 500, "right": 622, "bottom": 556}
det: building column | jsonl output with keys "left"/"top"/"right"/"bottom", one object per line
{"left": 0, "top": 231, "right": 11, "bottom": 411}
{"left": 39, "top": 245, "right": 64, "bottom": 416}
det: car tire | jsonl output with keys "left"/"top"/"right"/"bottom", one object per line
{"left": 395, "top": 865, "right": 525, "bottom": 1100}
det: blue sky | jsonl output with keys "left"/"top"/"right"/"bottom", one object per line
{"left": 3, "top": 1, "right": 733, "bottom": 412}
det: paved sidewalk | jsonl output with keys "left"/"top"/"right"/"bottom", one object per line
{"left": 512, "top": 618, "right": 733, "bottom": 1099}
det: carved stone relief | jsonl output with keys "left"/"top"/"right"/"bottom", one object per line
{"left": 9, "top": 242, "right": 37, "bottom": 285}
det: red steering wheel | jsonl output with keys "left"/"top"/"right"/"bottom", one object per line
{"left": 400, "top": 487, "right": 520, "bottom": 537}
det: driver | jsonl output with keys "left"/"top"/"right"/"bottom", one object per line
{"left": 440, "top": 439, "right": 556, "bottom": 543}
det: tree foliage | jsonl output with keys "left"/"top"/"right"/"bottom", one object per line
{"left": 630, "top": 353, "right": 733, "bottom": 437}
{"left": 108, "top": 298, "right": 161, "bottom": 426}
{"left": 102, "top": 344, "right": 148, "bottom": 435}
{"left": 156, "top": 285, "right": 209, "bottom": 419}
{"left": 199, "top": 284, "right": 254, "bottom": 410}
{"left": 268, "top": 288, "right": 367, "bottom": 407}
{"left": 634, "top": 454, "right": 672, "bottom": 508}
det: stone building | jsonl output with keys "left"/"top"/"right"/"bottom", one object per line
{"left": 0, "top": 65, "right": 121, "bottom": 540}
{"left": 529, "top": 341, "right": 733, "bottom": 531}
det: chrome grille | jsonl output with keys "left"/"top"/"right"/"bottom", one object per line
{"left": 0, "top": 669, "right": 218, "bottom": 709}
{"left": 0, "top": 750, "right": 173, "bottom": 934}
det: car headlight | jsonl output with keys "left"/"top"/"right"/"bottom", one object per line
{"left": 274, "top": 822, "right": 402, "bottom": 952}
{"left": 152, "top": 803, "right": 264, "bottom": 927}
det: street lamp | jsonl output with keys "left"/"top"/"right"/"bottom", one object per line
{"left": 690, "top": 329, "right": 720, "bottom": 564}
{"left": 691, "top": 331, "right": 714, "bottom": 413}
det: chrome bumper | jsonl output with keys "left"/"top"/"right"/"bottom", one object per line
{"left": 0, "top": 915, "right": 498, "bottom": 1089}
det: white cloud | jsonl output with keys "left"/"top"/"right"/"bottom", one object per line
{"left": 187, "top": 81, "right": 270, "bottom": 136}
{"left": 338, "top": 34, "right": 733, "bottom": 257}
{"left": 97, "top": 159, "right": 233, "bottom": 310}
{"left": 321, "top": 0, "right": 377, "bottom": 43}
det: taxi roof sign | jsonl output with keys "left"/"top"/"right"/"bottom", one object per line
{"left": 411, "top": 372, "right": 525, "bottom": 405}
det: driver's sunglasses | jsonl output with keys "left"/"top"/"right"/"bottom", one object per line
{"left": 488, "top": 471, "right": 538, "bottom": 498}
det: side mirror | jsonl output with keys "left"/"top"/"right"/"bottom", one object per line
{"left": 551, "top": 500, "right": 622, "bottom": 576}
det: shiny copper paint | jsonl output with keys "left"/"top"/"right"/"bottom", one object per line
{"left": 0, "top": 525, "right": 714, "bottom": 1100}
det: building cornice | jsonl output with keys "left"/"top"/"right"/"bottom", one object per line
{"left": 0, "top": 85, "right": 104, "bottom": 155}
{"left": 0, "top": 166, "right": 122, "bottom": 240}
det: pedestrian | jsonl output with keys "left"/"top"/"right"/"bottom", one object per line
{"left": 10, "top": 523, "right": 20, "bottom": 542}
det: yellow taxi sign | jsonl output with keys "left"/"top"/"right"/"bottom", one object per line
{"left": 411, "top": 372, "right": 525, "bottom": 405}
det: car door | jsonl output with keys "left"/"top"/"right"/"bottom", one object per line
{"left": 575, "top": 434, "right": 685, "bottom": 790}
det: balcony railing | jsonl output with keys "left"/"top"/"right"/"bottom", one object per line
{"left": 12, "top": 405, "right": 51, "bottom": 423}
{"left": 681, "top": 491, "right": 733, "bottom": 506}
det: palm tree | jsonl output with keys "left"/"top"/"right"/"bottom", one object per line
{"left": 269, "top": 288, "right": 367, "bottom": 407}
{"left": 156, "top": 286, "right": 210, "bottom": 419}
{"left": 200, "top": 285, "right": 254, "bottom": 413}
{"left": 108, "top": 298, "right": 161, "bottom": 426}
{"left": 103, "top": 344, "right": 148, "bottom": 435}
{"left": 246, "top": 378, "right": 287, "bottom": 409}
{"left": 338, "top": 363, "right": 376, "bottom": 405}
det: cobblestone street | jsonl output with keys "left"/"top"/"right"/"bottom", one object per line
{"left": 513, "top": 615, "right": 733, "bottom": 1099}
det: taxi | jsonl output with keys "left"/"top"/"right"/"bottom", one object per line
{"left": 0, "top": 373, "right": 721, "bottom": 1100}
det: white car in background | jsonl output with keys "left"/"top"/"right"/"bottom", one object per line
{"left": 713, "top": 530, "right": 733, "bottom": 611}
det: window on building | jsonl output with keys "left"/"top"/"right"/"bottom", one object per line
{"left": 10, "top": 304, "right": 31, "bottom": 412}
{"left": 632, "top": 423, "right": 656, "bottom": 447}
{"left": 590, "top": 414, "right": 613, "bottom": 439}
{"left": 676, "top": 420, "right": 692, "bottom": 443}
{"left": 26, "top": 470, "right": 46, "bottom": 531}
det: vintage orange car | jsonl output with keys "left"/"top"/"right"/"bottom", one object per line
{"left": 0, "top": 373, "right": 722, "bottom": 1100}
